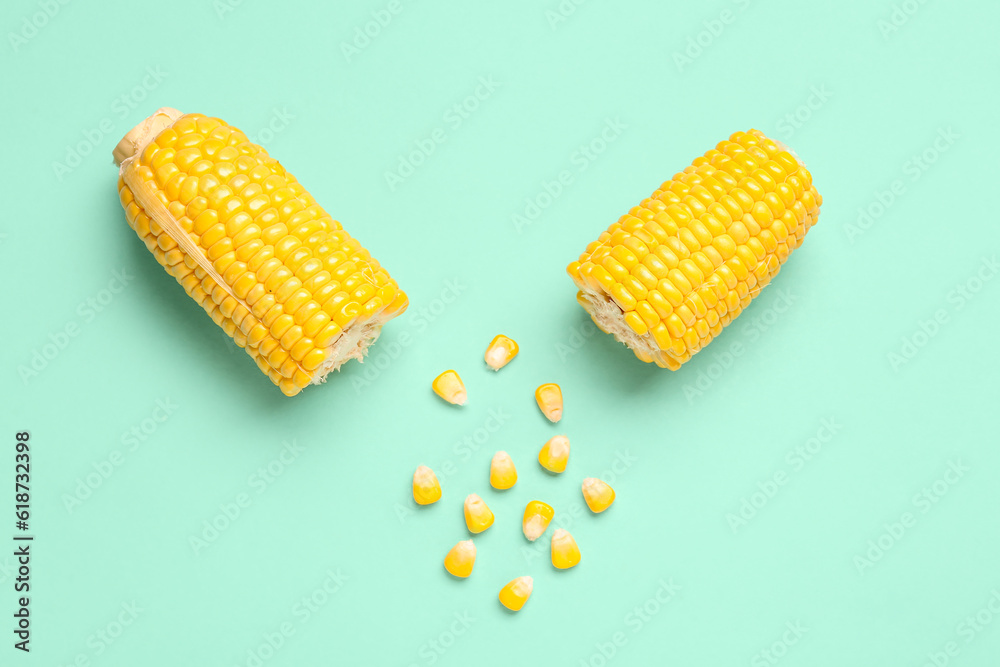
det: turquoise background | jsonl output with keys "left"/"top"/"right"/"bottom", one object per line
{"left": 2, "top": 0, "right": 999, "bottom": 664}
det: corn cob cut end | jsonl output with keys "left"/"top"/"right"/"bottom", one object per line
{"left": 113, "top": 107, "right": 183, "bottom": 167}
{"left": 571, "top": 284, "right": 670, "bottom": 368}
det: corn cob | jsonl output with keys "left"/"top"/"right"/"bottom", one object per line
{"left": 113, "top": 108, "right": 407, "bottom": 396}
{"left": 567, "top": 129, "right": 821, "bottom": 369}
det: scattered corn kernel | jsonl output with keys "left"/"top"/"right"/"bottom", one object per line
{"left": 490, "top": 451, "right": 518, "bottom": 490}
{"left": 535, "top": 383, "right": 563, "bottom": 422}
{"left": 484, "top": 334, "right": 519, "bottom": 371}
{"left": 443, "top": 539, "right": 476, "bottom": 578}
{"left": 550, "top": 529, "right": 581, "bottom": 569}
{"left": 432, "top": 370, "right": 467, "bottom": 406}
{"left": 498, "top": 576, "right": 533, "bottom": 611}
{"left": 581, "top": 477, "right": 615, "bottom": 513}
{"left": 464, "top": 494, "right": 494, "bottom": 533}
{"left": 522, "top": 500, "right": 554, "bottom": 541}
{"left": 412, "top": 465, "right": 441, "bottom": 505}
{"left": 538, "top": 435, "right": 570, "bottom": 473}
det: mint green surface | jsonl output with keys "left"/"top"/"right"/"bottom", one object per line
{"left": 2, "top": 0, "right": 999, "bottom": 664}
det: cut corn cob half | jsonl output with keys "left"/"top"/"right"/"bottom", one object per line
{"left": 113, "top": 108, "right": 408, "bottom": 396}
{"left": 567, "top": 129, "right": 821, "bottom": 369}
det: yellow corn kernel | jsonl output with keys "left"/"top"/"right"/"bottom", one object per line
{"left": 538, "top": 435, "right": 570, "bottom": 473}
{"left": 463, "top": 494, "right": 494, "bottom": 534}
{"left": 113, "top": 109, "right": 407, "bottom": 397}
{"left": 498, "top": 576, "right": 533, "bottom": 612}
{"left": 412, "top": 465, "right": 441, "bottom": 505}
{"left": 535, "top": 383, "right": 563, "bottom": 422}
{"left": 484, "top": 334, "right": 519, "bottom": 371}
{"left": 490, "top": 451, "right": 517, "bottom": 490}
{"left": 581, "top": 477, "right": 616, "bottom": 513}
{"left": 567, "top": 129, "right": 821, "bottom": 369}
{"left": 550, "top": 529, "right": 581, "bottom": 569}
{"left": 522, "top": 500, "right": 554, "bottom": 541}
{"left": 443, "top": 539, "right": 476, "bottom": 578}
{"left": 432, "top": 370, "right": 467, "bottom": 406}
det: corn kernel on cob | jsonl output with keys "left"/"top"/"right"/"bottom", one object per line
{"left": 567, "top": 129, "right": 821, "bottom": 369}
{"left": 113, "top": 108, "right": 407, "bottom": 396}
